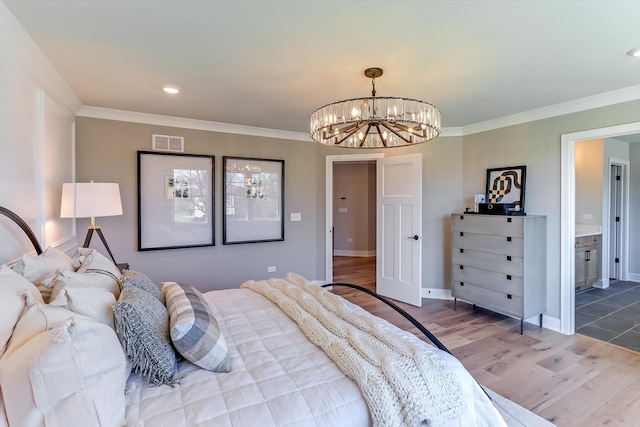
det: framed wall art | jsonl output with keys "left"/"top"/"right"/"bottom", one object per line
{"left": 138, "top": 151, "right": 214, "bottom": 251}
{"left": 223, "top": 156, "right": 284, "bottom": 244}
{"left": 485, "top": 165, "right": 527, "bottom": 214}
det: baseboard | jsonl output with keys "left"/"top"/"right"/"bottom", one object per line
{"left": 421, "top": 288, "right": 453, "bottom": 300}
{"left": 539, "top": 315, "right": 562, "bottom": 333}
{"left": 333, "top": 250, "right": 376, "bottom": 257}
{"left": 627, "top": 272, "right": 640, "bottom": 283}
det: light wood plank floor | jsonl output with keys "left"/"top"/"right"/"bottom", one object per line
{"left": 332, "top": 256, "right": 640, "bottom": 427}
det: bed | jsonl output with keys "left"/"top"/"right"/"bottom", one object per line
{"left": 0, "top": 206, "right": 507, "bottom": 427}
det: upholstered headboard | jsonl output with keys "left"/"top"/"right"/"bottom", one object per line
{"left": 0, "top": 206, "right": 43, "bottom": 255}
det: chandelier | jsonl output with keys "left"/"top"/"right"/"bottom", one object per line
{"left": 310, "top": 68, "right": 441, "bottom": 148}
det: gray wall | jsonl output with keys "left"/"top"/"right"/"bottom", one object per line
{"left": 333, "top": 162, "right": 376, "bottom": 255}
{"left": 462, "top": 100, "right": 640, "bottom": 317}
{"left": 75, "top": 118, "right": 320, "bottom": 290}
{"left": 575, "top": 139, "right": 603, "bottom": 226}
{"left": 75, "top": 117, "right": 465, "bottom": 293}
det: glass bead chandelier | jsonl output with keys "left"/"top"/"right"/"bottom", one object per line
{"left": 310, "top": 68, "right": 441, "bottom": 148}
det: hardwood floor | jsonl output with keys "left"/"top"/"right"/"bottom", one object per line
{"left": 331, "top": 256, "right": 640, "bottom": 427}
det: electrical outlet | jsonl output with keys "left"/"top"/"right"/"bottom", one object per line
{"left": 268, "top": 266, "right": 276, "bottom": 272}
{"left": 583, "top": 213, "right": 593, "bottom": 220}
{"left": 347, "top": 238, "right": 353, "bottom": 243}
{"left": 290, "top": 212, "right": 301, "bottom": 221}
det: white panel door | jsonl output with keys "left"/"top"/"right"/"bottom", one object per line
{"left": 376, "top": 153, "right": 422, "bottom": 306}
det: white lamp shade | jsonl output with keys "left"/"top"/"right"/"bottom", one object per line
{"left": 60, "top": 183, "right": 123, "bottom": 218}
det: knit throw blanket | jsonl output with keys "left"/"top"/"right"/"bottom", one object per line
{"left": 241, "top": 273, "right": 466, "bottom": 427}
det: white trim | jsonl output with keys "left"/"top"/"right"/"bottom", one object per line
{"left": 440, "top": 127, "right": 463, "bottom": 137}
{"left": 560, "top": 121, "right": 640, "bottom": 335}
{"left": 421, "top": 288, "right": 452, "bottom": 300}
{"left": 74, "top": 85, "right": 640, "bottom": 141}
{"left": 333, "top": 250, "right": 376, "bottom": 257}
{"left": 34, "top": 89, "right": 46, "bottom": 245}
{"left": 463, "top": 85, "right": 640, "bottom": 136}
{"left": 77, "top": 106, "right": 312, "bottom": 142}
{"left": 325, "top": 153, "right": 384, "bottom": 283}
{"left": 540, "top": 315, "right": 562, "bottom": 334}
{"left": 628, "top": 273, "right": 640, "bottom": 283}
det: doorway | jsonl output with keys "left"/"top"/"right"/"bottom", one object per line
{"left": 560, "top": 122, "right": 640, "bottom": 335}
{"left": 325, "top": 153, "right": 424, "bottom": 306}
{"left": 325, "top": 153, "right": 383, "bottom": 284}
{"left": 331, "top": 161, "right": 377, "bottom": 290}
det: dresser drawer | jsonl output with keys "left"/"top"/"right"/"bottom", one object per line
{"left": 452, "top": 214, "right": 524, "bottom": 238}
{"left": 452, "top": 248, "right": 523, "bottom": 276}
{"left": 451, "top": 281, "right": 523, "bottom": 317}
{"left": 452, "top": 232, "right": 524, "bottom": 257}
{"left": 452, "top": 265, "right": 523, "bottom": 297}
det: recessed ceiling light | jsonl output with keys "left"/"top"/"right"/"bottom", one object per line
{"left": 163, "top": 86, "right": 180, "bottom": 94}
{"left": 627, "top": 47, "right": 640, "bottom": 57}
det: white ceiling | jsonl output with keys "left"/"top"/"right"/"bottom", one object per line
{"left": 4, "top": 0, "right": 640, "bottom": 136}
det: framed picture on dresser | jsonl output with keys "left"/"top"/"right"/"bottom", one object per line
{"left": 485, "top": 165, "right": 526, "bottom": 214}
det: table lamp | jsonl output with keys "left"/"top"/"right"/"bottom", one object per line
{"left": 60, "top": 181, "right": 123, "bottom": 265}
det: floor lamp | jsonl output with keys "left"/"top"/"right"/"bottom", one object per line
{"left": 60, "top": 182, "right": 123, "bottom": 266}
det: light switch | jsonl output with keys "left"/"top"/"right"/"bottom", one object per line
{"left": 291, "top": 212, "right": 301, "bottom": 221}
{"left": 338, "top": 207, "right": 348, "bottom": 213}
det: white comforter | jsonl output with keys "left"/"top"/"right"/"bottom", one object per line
{"left": 124, "top": 287, "right": 506, "bottom": 427}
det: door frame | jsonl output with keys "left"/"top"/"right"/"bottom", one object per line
{"left": 560, "top": 121, "right": 640, "bottom": 335}
{"left": 606, "top": 159, "right": 630, "bottom": 283}
{"left": 325, "top": 153, "right": 384, "bottom": 283}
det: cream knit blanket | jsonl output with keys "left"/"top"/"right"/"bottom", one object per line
{"left": 241, "top": 273, "right": 465, "bottom": 427}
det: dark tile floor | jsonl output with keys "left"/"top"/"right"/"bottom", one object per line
{"left": 575, "top": 280, "right": 640, "bottom": 352}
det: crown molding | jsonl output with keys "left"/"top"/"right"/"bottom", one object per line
{"left": 77, "top": 85, "right": 640, "bottom": 141}
{"left": 76, "top": 106, "right": 312, "bottom": 142}
{"left": 461, "top": 85, "right": 640, "bottom": 136}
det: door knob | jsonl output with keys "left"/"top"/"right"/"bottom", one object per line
{"left": 408, "top": 235, "right": 419, "bottom": 240}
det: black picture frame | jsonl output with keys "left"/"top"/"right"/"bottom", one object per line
{"left": 137, "top": 151, "right": 215, "bottom": 251}
{"left": 223, "top": 156, "right": 284, "bottom": 244}
{"left": 485, "top": 165, "right": 527, "bottom": 214}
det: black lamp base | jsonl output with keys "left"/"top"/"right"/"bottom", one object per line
{"left": 83, "top": 227, "right": 118, "bottom": 266}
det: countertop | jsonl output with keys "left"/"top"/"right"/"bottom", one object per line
{"left": 575, "top": 224, "right": 602, "bottom": 238}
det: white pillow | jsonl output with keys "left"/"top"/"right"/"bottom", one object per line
{"left": 75, "top": 247, "right": 122, "bottom": 281}
{"left": 48, "top": 269, "right": 121, "bottom": 300}
{"left": 12, "top": 246, "right": 74, "bottom": 285}
{"left": 0, "top": 304, "right": 127, "bottom": 427}
{"left": 0, "top": 265, "right": 44, "bottom": 357}
{"left": 49, "top": 284, "right": 116, "bottom": 329}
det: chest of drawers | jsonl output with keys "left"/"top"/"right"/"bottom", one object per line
{"left": 451, "top": 213, "right": 547, "bottom": 333}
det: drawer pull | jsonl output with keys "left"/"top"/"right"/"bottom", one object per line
{"left": 460, "top": 248, "right": 464, "bottom": 253}
{"left": 460, "top": 232, "right": 464, "bottom": 237}
{"left": 507, "top": 275, "right": 512, "bottom": 280}
{"left": 507, "top": 236, "right": 512, "bottom": 242}
{"left": 507, "top": 294, "right": 512, "bottom": 299}
{"left": 507, "top": 255, "right": 512, "bottom": 261}
{"left": 460, "top": 215, "right": 464, "bottom": 220}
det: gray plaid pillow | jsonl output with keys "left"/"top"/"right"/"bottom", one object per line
{"left": 162, "top": 282, "right": 231, "bottom": 372}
